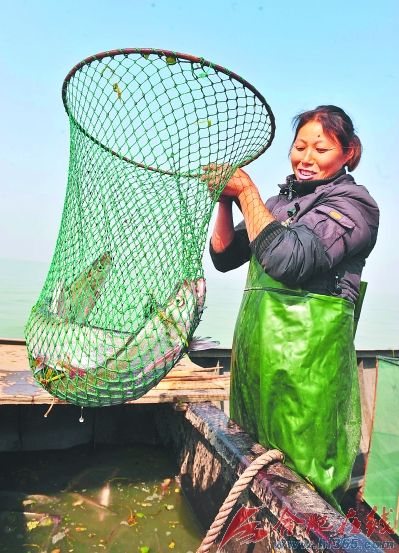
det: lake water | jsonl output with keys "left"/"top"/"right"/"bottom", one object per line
{"left": 0, "top": 257, "right": 397, "bottom": 350}
{"left": 0, "top": 443, "right": 202, "bottom": 553}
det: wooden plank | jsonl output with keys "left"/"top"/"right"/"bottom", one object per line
{"left": 163, "top": 368, "right": 220, "bottom": 376}
{"left": 0, "top": 344, "right": 30, "bottom": 372}
{"left": 153, "top": 379, "right": 228, "bottom": 391}
{"left": 0, "top": 384, "right": 230, "bottom": 405}
{"left": 0, "top": 344, "right": 229, "bottom": 404}
{"left": 162, "top": 374, "right": 226, "bottom": 381}
{"left": 127, "top": 388, "right": 230, "bottom": 402}
{"left": 358, "top": 361, "right": 377, "bottom": 454}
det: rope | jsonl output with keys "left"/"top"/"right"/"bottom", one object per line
{"left": 196, "top": 449, "right": 284, "bottom": 553}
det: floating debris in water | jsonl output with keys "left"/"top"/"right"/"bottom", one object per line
{"left": 26, "top": 515, "right": 54, "bottom": 531}
{"left": 27, "top": 520, "right": 39, "bottom": 531}
{"left": 145, "top": 491, "right": 162, "bottom": 501}
{"left": 161, "top": 478, "right": 172, "bottom": 496}
{"left": 52, "top": 529, "right": 69, "bottom": 544}
{"left": 127, "top": 511, "right": 137, "bottom": 526}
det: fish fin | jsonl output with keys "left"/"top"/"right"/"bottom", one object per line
{"left": 188, "top": 336, "right": 220, "bottom": 351}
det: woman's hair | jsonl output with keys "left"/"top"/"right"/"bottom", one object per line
{"left": 292, "top": 105, "right": 362, "bottom": 171}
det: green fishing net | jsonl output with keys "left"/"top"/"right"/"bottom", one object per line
{"left": 25, "top": 48, "right": 275, "bottom": 407}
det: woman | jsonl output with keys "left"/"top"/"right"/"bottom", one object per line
{"left": 204, "top": 105, "right": 379, "bottom": 510}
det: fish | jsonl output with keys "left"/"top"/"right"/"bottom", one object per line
{"left": 0, "top": 491, "right": 59, "bottom": 510}
{"left": 70, "top": 492, "right": 116, "bottom": 515}
{"left": 26, "top": 276, "right": 216, "bottom": 406}
{"left": 57, "top": 252, "right": 112, "bottom": 323}
{"left": 24, "top": 493, "right": 60, "bottom": 505}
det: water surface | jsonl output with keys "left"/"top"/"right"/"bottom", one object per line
{"left": 0, "top": 444, "right": 202, "bottom": 553}
{"left": 0, "top": 257, "right": 397, "bottom": 349}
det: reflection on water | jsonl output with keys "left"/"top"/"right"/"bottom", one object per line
{"left": 0, "top": 444, "right": 202, "bottom": 553}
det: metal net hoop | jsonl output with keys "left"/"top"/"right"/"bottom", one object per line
{"left": 62, "top": 48, "right": 275, "bottom": 176}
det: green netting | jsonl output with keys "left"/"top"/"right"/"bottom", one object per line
{"left": 363, "top": 357, "right": 399, "bottom": 536}
{"left": 25, "top": 48, "right": 275, "bottom": 407}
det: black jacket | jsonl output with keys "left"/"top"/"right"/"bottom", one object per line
{"left": 210, "top": 172, "right": 379, "bottom": 303}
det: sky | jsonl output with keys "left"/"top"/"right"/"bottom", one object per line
{"left": 0, "top": 0, "right": 398, "bottom": 347}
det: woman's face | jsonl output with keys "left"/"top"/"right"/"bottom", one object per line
{"left": 290, "top": 120, "right": 351, "bottom": 181}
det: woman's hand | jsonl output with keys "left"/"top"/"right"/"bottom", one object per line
{"left": 201, "top": 164, "right": 256, "bottom": 201}
{"left": 202, "top": 163, "right": 276, "bottom": 243}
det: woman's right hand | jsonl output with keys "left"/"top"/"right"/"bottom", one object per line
{"left": 201, "top": 163, "right": 230, "bottom": 201}
{"left": 203, "top": 164, "right": 276, "bottom": 243}
{"left": 201, "top": 164, "right": 256, "bottom": 201}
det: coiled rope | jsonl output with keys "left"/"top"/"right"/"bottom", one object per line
{"left": 196, "top": 449, "right": 284, "bottom": 553}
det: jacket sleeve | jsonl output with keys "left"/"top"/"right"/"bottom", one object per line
{"left": 250, "top": 193, "right": 379, "bottom": 286}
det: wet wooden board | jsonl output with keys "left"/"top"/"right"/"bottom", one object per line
{"left": 0, "top": 343, "right": 229, "bottom": 405}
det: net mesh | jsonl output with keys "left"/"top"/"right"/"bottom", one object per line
{"left": 25, "top": 49, "right": 275, "bottom": 407}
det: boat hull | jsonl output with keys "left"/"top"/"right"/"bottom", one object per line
{"left": 1, "top": 401, "right": 396, "bottom": 552}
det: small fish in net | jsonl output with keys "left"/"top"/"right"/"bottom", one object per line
{"left": 25, "top": 48, "right": 275, "bottom": 407}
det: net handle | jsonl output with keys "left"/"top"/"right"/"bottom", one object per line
{"left": 61, "top": 48, "right": 276, "bottom": 176}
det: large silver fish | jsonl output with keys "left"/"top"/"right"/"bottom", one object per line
{"left": 55, "top": 252, "right": 112, "bottom": 323}
{"left": 26, "top": 276, "right": 210, "bottom": 406}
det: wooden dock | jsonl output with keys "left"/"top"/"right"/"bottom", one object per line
{"left": 0, "top": 341, "right": 229, "bottom": 405}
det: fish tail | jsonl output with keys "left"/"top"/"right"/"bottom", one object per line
{"left": 188, "top": 336, "right": 220, "bottom": 351}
